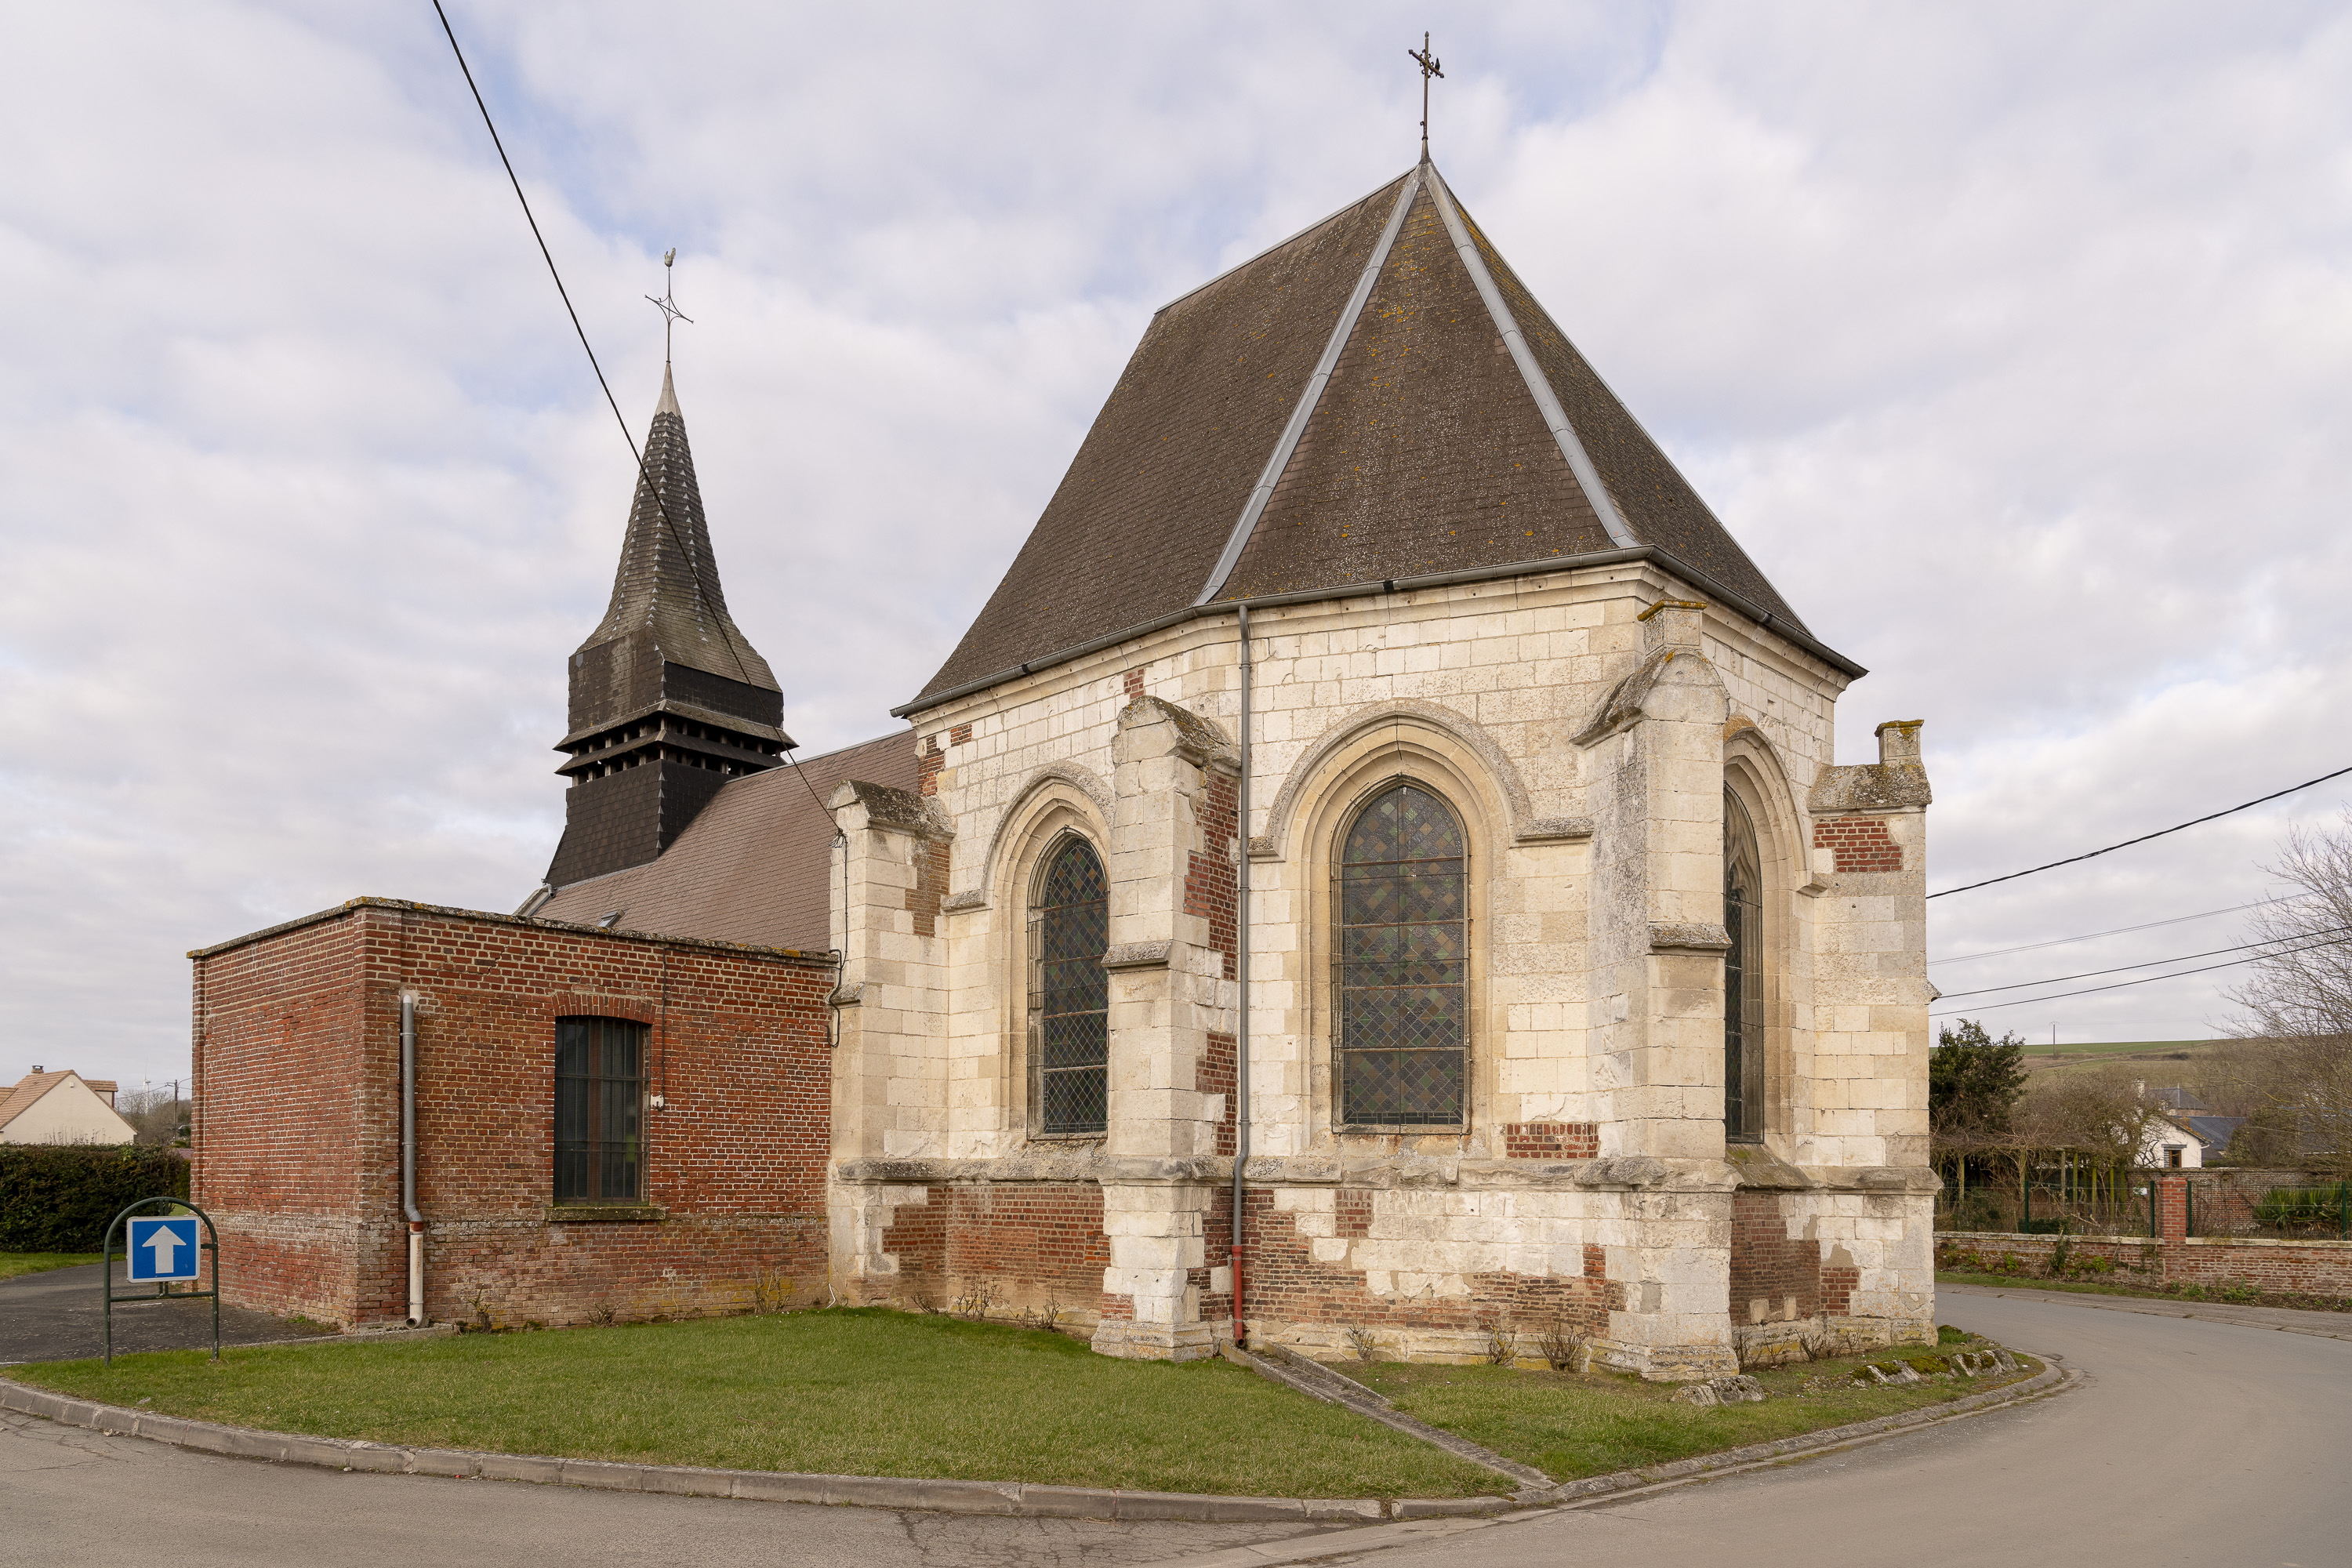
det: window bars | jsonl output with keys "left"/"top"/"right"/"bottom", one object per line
{"left": 1336, "top": 782, "right": 1468, "bottom": 1128}
{"left": 1724, "top": 787, "right": 1766, "bottom": 1142}
{"left": 1030, "top": 837, "right": 1110, "bottom": 1136}
{"left": 555, "top": 1016, "right": 646, "bottom": 1202}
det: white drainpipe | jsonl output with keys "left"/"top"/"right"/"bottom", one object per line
{"left": 401, "top": 994, "right": 424, "bottom": 1325}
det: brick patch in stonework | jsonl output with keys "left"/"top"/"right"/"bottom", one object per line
{"left": 1185, "top": 771, "right": 1240, "bottom": 980}
{"left": 1243, "top": 1190, "right": 1620, "bottom": 1334}
{"left": 1502, "top": 1123, "right": 1599, "bottom": 1160}
{"left": 1730, "top": 1190, "right": 1849, "bottom": 1323}
{"left": 1813, "top": 818, "right": 1901, "bottom": 873}
{"left": 1198, "top": 1032, "right": 1237, "bottom": 1158}
{"left": 880, "top": 1183, "right": 1112, "bottom": 1313}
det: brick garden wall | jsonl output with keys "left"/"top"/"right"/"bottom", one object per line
{"left": 192, "top": 898, "right": 835, "bottom": 1329}
{"left": 1940, "top": 1230, "right": 2352, "bottom": 1299}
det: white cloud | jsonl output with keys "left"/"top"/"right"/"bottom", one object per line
{"left": 3, "top": 2, "right": 2349, "bottom": 1084}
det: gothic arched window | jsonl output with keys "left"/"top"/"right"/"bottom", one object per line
{"left": 1337, "top": 782, "right": 1467, "bottom": 1128}
{"left": 1724, "top": 787, "right": 1766, "bottom": 1142}
{"left": 1030, "top": 837, "right": 1109, "bottom": 1137}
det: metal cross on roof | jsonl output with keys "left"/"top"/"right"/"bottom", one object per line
{"left": 1408, "top": 33, "right": 1443, "bottom": 158}
{"left": 645, "top": 247, "right": 693, "bottom": 365}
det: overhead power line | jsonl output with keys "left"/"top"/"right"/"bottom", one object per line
{"left": 1931, "top": 924, "right": 2352, "bottom": 1001}
{"left": 1929, "top": 932, "right": 2352, "bottom": 1018}
{"left": 428, "top": 1, "right": 750, "bottom": 689}
{"left": 1927, "top": 762, "right": 2352, "bottom": 900}
{"left": 1929, "top": 896, "right": 2309, "bottom": 967}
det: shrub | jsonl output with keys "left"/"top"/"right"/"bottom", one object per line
{"left": 0, "top": 1145, "right": 188, "bottom": 1252}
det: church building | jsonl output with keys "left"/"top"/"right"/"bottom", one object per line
{"left": 190, "top": 157, "right": 1936, "bottom": 1377}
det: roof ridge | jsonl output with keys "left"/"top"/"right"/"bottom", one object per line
{"left": 1192, "top": 167, "right": 1425, "bottom": 607}
{"left": 1422, "top": 165, "right": 1635, "bottom": 551}
{"left": 1435, "top": 172, "right": 1809, "bottom": 633}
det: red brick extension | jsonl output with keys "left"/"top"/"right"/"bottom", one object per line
{"left": 191, "top": 898, "right": 834, "bottom": 1330}
{"left": 1812, "top": 817, "right": 1901, "bottom": 873}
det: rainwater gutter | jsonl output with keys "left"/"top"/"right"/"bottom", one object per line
{"left": 1229, "top": 604, "right": 1253, "bottom": 1348}
{"left": 401, "top": 994, "right": 424, "bottom": 1326}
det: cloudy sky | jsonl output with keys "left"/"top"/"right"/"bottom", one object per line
{"left": 5, "top": 2, "right": 2350, "bottom": 1088}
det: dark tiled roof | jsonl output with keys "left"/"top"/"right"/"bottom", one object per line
{"left": 913, "top": 176, "right": 1413, "bottom": 702}
{"left": 1221, "top": 184, "right": 1614, "bottom": 597}
{"left": 537, "top": 729, "right": 916, "bottom": 950}
{"left": 577, "top": 366, "right": 779, "bottom": 696}
{"left": 908, "top": 162, "right": 1814, "bottom": 711}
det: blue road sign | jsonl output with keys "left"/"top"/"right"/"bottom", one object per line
{"left": 126, "top": 1215, "right": 200, "bottom": 1283}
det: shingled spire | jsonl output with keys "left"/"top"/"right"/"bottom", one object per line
{"left": 545, "top": 367, "right": 789, "bottom": 890}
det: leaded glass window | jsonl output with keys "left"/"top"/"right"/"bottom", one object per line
{"left": 1337, "top": 782, "right": 1467, "bottom": 1127}
{"left": 555, "top": 1017, "right": 644, "bottom": 1203}
{"left": 1724, "top": 788, "right": 1765, "bottom": 1142}
{"left": 1030, "top": 837, "right": 1109, "bottom": 1137}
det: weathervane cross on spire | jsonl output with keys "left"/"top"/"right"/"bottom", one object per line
{"left": 1408, "top": 32, "right": 1443, "bottom": 159}
{"left": 645, "top": 248, "right": 692, "bottom": 365}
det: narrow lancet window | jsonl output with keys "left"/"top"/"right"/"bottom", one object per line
{"left": 1337, "top": 782, "right": 1468, "bottom": 1127}
{"left": 1724, "top": 788, "right": 1766, "bottom": 1142}
{"left": 1031, "top": 837, "right": 1109, "bottom": 1136}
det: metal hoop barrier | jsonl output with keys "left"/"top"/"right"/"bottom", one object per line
{"left": 100, "top": 1196, "right": 221, "bottom": 1368}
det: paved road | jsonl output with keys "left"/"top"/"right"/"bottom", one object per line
{"left": 8, "top": 1285, "right": 2347, "bottom": 1566}
{"left": 0, "top": 1262, "right": 332, "bottom": 1365}
{"left": 1221, "top": 1286, "right": 2351, "bottom": 1568}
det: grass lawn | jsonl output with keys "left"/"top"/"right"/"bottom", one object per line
{"left": 8, "top": 1308, "right": 1501, "bottom": 1499}
{"left": 1350, "top": 1334, "right": 2034, "bottom": 1482}
{"left": 0, "top": 1252, "right": 102, "bottom": 1281}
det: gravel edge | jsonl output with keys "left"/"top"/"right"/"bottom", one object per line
{"left": 0, "top": 1357, "right": 2068, "bottom": 1526}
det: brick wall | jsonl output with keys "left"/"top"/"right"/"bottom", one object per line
{"left": 1240, "top": 1188, "right": 1620, "bottom": 1334}
{"left": 1186, "top": 771, "right": 1239, "bottom": 981}
{"left": 878, "top": 1181, "right": 1111, "bottom": 1316}
{"left": 1729, "top": 1189, "right": 1836, "bottom": 1323}
{"left": 1198, "top": 1032, "right": 1236, "bottom": 1156}
{"left": 1502, "top": 1123, "right": 1599, "bottom": 1160}
{"left": 1812, "top": 817, "right": 1901, "bottom": 873}
{"left": 191, "top": 898, "right": 834, "bottom": 1330}
{"left": 1940, "top": 1226, "right": 2352, "bottom": 1299}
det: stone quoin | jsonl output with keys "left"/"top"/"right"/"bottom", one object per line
{"left": 191, "top": 155, "right": 1936, "bottom": 1376}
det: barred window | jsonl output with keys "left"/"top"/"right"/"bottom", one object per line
{"left": 1337, "top": 782, "right": 1467, "bottom": 1127}
{"left": 1724, "top": 788, "right": 1765, "bottom": 1142}
{"left": 1029, "top": 837, "right": 1109, "bottom": 1137}
{"left": 555, "top": 1017, "right": 645, "bottom": 1203}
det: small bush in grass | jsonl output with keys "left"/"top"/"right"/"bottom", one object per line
{"left": 1537, "top": 1316, "right": 1588, "bottom": 1372}
{"left": 1345, "top": 1323, "right": 1383, "bottom": 1362}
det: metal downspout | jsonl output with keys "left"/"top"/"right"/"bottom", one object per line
{"left": 401, "top": 994, "right": 424, "bottom": 1326}
{"left": 1229, "top": 605, "right": 1252, "bottom": 1348}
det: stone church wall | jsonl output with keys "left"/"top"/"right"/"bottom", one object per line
{"left": 193, "top": 898, "right": 835, "bottom": 1330}
{"left": 845, "top": 559, "right": 1936, "bottom": 1374}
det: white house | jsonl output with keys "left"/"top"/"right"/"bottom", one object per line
{"left": 0, "top": 1069, "right": 137, "bottom": 1145}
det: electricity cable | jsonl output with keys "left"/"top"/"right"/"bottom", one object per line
{"left": 1931, "top": 924, "right": 2352, "bottom": 1001}
{"left": 1929, "top": 897, "right": 2308, "bottom": 967}
{"left": 429, "top": 0, "right": 752, "bottom": 691}
{"left": 1926, "top": 763, "right": 2352, "bottom": 899}
{"left": 1929, "top": 932, "right": 2352, "bottom": 1018}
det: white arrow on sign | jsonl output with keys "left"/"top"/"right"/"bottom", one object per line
{"left": 144, "top": 1226, "right": 183, "bottom": 1274}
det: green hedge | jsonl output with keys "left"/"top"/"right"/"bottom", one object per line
{"left": 0, "top": 1145, "right": 189, "bottom": 1253}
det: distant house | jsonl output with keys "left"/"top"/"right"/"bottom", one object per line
{"left": 0, "top": 1068, "right": 137, "bottom": 1145}
{"left": 2138, "top": 1111, "right": 2204, "bottom": 1170}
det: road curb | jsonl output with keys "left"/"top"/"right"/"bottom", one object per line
{"left": 0, "top": 1356, "right": 2069, "bottom": 1528}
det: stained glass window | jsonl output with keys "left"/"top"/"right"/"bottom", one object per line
{"left": 1724, "top": 788, "right": 1765, "bottom": 1142}
{"left": 1337, "top": 782, "right": 1466, "bottom": 1127}
{"left": 1031, "top": 837, "right": 1109, "bottom": 1136}
{"left": 555, "top": 1017, "right": 644, "bottom": 1203}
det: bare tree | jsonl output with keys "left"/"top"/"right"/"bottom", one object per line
{"left": 2225, "top": 812, "right": 2352, "bottom": 1174}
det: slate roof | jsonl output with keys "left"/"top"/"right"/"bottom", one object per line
{"left": 536, "top": 728, "right": 916, "bottom": 951}
{"left": 577, "top": 365, "right": 779, "bottom": 697}
{"left": 909, "top": 160, "right": 1824, "bottom": 710}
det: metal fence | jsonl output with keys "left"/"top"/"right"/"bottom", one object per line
{"left": 2187, "top": 1179, "right": 2352, "bottom": 1240}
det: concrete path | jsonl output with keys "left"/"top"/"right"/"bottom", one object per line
{"left": 1162, "top": 1288, "right": 2350, "bottom": 1567}
{"left": 0, "top": 1262, "right": 333, "bottom": 1365}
